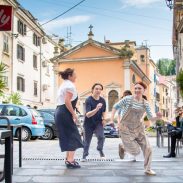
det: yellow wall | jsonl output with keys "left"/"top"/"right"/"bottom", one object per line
{"left": 67, "top": 44, "right": 115, "bottom": 59}
{"left": 58, "top": 59, "right": 124, "bottom": 95}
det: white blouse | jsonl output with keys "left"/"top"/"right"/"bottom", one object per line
{"left": 56, "top": 80, "right": 78, "bottom": 105}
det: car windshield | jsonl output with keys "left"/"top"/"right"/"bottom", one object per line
{"left": 30, "top": 109, "right": 41, "bottom": 117}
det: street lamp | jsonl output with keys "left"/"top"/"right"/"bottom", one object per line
{"left": 165, "top": 0, "right": 173, "bottom": 10}
{"left": 165, "top": 0, "right": 183, "bottom": 10}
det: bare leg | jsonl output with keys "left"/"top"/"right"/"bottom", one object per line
{"left": 67, "top": 151, "right": 75, "bottom": 162}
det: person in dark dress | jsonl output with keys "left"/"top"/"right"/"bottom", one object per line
{"left": 55, "top": 68, "right": 83, "bottom": 169}
{"left": 82, "top": 83, "right": 106, "bottom": 161}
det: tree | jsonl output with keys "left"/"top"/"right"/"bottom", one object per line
{"left": 118, "top": 44, "right": 134, "bottom": 60}
{"left": 0, "top": 63, "right": 8, "bottom": 96}
{"left": 6, "top": 92, "right": 23, "bottom": 105}
{"left": 156, "top": 58, "right": 176, "bottom": 76}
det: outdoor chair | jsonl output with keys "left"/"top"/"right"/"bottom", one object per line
{"left": 0, "top": 117, "right": 10, "bottom": 182}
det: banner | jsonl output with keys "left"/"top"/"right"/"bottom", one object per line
{"left": 0, "top": 5, "right": 12, "bottom": 31}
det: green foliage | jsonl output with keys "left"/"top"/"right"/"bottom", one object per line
{"left": 0, "top": 63, "right": 8, "bottom": 95}
{"left": 156, "top": 119, "right": 164, "bottom": 127}
{"left": 156, "top": 58, "right": 176, "bottom": 76}
{"left": 6, "top": 92, "right": 23, "bottom": 105}
{"left": 176, "top": 69, "right": 183, "bottom": 98}
{"left": 118, "top": 44, "right": 134, "bottom": 59}
{"left": 146, "top": 126, "right": 155, "bottom": 132}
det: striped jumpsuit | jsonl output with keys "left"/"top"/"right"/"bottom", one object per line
{"left": 114, "top": 95, "right": 153, "bottom": 171}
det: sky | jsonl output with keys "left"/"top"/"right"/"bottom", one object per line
{"left": 18, "top": 0, "right": 173, "bottom": 62}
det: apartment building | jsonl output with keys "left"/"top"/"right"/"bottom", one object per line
{"left": 0, "top": 0, "right": 62, "bottom": 108}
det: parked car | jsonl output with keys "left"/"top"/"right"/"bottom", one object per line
{"left": 38, "top": 109, "right": 55, "bottom": 116}
{"left": 37, "top": 110, "right": 57, "bottom": 140}
{"left": 0, "top": 104, "right": 45, "bottom": 141}
{"left": 104, "top": 124, "right": 119, "bottom": 138}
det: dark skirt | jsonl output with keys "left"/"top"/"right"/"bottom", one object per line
{"left": 55, "top": 104, "right": 83, "bottom": 152}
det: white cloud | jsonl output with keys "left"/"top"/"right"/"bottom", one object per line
{"left": 121, "top": 0, "right": 161, "bottom": 8}
{"left": 41, "top": 15, "right": 91, "bottom": 32}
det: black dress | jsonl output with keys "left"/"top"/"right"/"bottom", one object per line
{"left": 55, "top": 97, "right": 83, "bottom": 152}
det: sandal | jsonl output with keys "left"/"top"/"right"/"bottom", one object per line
{"left": 65, "top": 160, "right": 81, "bottom": 169}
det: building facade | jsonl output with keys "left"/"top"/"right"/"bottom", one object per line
{"left": 52, "top": 33, "right": 151, "bottom": 115}
{"left": 0, "top": 0, "right": 61, "bottom": 108}
{"left": 172, "top": 0, "right": 183, "bottom": 106}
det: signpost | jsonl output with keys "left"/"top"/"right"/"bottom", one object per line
{"left": 0, "top": 5, "right": 12, "bottom": 31}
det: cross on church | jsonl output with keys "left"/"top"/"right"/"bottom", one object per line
{"left": 89, "top": 25, "right": 93, "bottom": 32}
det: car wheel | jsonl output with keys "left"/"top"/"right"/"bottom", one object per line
{"left": 21, "top": 127, "right": 31, "bottom": 141}
{"left": 41, "top": 126, "right": 53, "bottom": 140}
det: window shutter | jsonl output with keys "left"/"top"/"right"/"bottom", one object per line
{"left": 23, "top": 48, "right": 25, "bottom": 61}
{"left": 23, "top": 78, "right": 25, "bottom": 92}
{"left": 17, "top": 77, "right": 19, "bottom": 90}
{"left": 24, "top": 24, "right": 27, "bottom": 35}
{"left": 17, "top": 20, "right": 20, "bottom": 33}
{"left": 17, "top": 44, "right": 19, "bottom": 59}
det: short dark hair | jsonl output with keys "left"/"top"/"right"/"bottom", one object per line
{"left": 135, "top": 81, "right": 147, "bottom": 90}
{"left": 91, "top": 83, "right": 103, "bottom": 91}
{"left": 59, "top": 68, "right": 74, "bottom": 80}
{"left": 123, "top": 90, "right": 132, "bottom": 97}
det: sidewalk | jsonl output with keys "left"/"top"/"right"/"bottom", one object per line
{"left": 2, "top": 137, "right": 183, "bottom": 183}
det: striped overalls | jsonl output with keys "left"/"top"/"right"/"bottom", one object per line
{"left": 119, "top": 98, "right": 152, "bottom": 171}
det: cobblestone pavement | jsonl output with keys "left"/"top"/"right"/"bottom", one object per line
{"left": 1, "top": 137, "right": 183, "bottom": 183}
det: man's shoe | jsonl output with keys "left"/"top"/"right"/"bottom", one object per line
{"left": 145, "top": 169, "right": 156, "bottom": 175}
{"left": 163, "top": 153, "right": 176, "bottom": 158}
{"left": 99, "top": 150, "right": 105, "bottom": 158}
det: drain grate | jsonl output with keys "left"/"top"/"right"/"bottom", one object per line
{"left": 23, "top": 157, "right": 114, "bottom": 162}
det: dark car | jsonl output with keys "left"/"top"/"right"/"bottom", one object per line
{"left": 38, "top": 109, "right": 55, "bottom": 115}
{"left": 37, "top": 110, "right": 57, "bottom": 140}
{"left": 104, "top": 124, "right": 119, "bottom": 138}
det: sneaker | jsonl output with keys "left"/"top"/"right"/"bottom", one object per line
{"left": 99, "top": 150, "right": 105, "bottom": 158}
{"left": 119, "top": 144, "right": 125, "bottom": 159}
{"left": 81, "top": 157, "right": 87, "bottom": 162}
{"left": 81, "top": 154, "right": 87, "bottom": 162}
{"left": 145, "top": 169, "right": 156, "bottom": 175}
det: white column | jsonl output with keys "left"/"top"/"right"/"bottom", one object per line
{"left": 123, "top": 61, "right": 131, "bottom": 90}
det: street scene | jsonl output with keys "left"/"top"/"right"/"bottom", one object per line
{"left": 0, "top": 0, "right": 183, "bottom": 183}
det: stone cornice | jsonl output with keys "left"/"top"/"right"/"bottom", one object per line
{"left": 57, "top": 56, "right": 120, "bottom": 63}
{"left": 51, "top": 39, "right": 121, "bottom": 63}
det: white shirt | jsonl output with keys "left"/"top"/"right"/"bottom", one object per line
{"left": 56, "top": 80, "right": 77, "bottom": 105}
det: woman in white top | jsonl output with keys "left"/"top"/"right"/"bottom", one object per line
{"left": 111, "top": 81, "right": 162, "bottom": 175}
{"left": 55, "top": 68, "right": 83, "bottom": 169}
